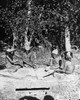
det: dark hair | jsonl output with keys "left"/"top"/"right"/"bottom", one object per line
{"left": 19, "top": 96, "right": 40, "bottom": 100}
{"left": 43, "top": 95, "right": 54, "bottom": 100}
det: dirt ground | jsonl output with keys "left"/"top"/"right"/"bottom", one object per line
{"left": 0, "top": 49, "right": 80, "bottom": 100}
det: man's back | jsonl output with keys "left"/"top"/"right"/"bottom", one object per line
{"left": 64, "top": 60, "right": 75, "bottom": 74}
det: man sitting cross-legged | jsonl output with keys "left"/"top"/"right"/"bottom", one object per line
{"left": 50, "top": 46, "right": 59, "bottom": 67}
{"left": 43, "top": 51, "right": 75, "bottom": 78}
{"left": 54, "top": 51, "right": 74, "bottom": 74}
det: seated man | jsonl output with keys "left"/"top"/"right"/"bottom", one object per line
{"left": 50, "top": 46, "right": 59, "bottom": 66}
{"left": 56, "top": 51, "right": 74, "bottom": 74}
{"left": 43, "top": 51, "right": 74, "bottom": 78}
{"left": 51, "top": 46, "right": 58, "bottom": 58}
{"left": 0, "top": 53, "right": 6, "bottom": 70}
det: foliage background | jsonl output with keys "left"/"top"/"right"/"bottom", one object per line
{"left": 0, "top": 0, "right": 80, "bottom": 52}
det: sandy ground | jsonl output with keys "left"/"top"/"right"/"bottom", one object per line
{"left": 0, "top": 66, "right": 80, "bottom": 100}
{"left": 0, "top": 50, "right": 80, "bottom": 100}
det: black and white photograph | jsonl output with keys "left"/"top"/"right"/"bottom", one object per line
{"left": 0, "top": 0, "right": 80, "bottom": 100}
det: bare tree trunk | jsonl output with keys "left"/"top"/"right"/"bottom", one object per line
{"left": 24, "top": 0, "right": 32, "bottom": 51}
{"left": 27, "top": 0, "right": 32, "bottom": 20}
{"left": 24, "top": 27, "right": 31, "bottom": 51}
{"left": 13, "top": 32, "right": 17, "bottom": 49}
{"left": 65, "top": 26, "right": 71, "bottom": 52}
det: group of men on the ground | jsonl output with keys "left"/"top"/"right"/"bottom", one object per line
{"left": 51, "top": 46, "right": 75, "bottom": 74}
{"left": 0, "top": 45, "right": 75, "bottom": 75}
